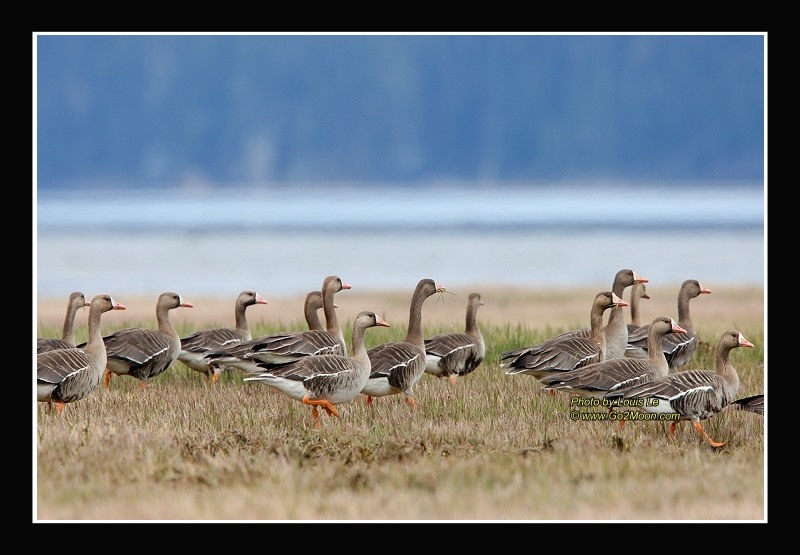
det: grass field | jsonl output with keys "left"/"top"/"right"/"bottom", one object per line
{"left": 34, "top": 285, "right": 766, "bottom": 522}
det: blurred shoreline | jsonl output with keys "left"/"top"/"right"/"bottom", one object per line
{"left": 36, "top": 184, "right": 764, "bottom": 301}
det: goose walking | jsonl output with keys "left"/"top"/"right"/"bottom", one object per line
{"left": 424, "top": 292, "right": 486, "bottom": 384}
{"left": 362, "top": 278, "right": 446, "bottom": 409}
{"left": 202, "top": 276, "right": 349, "bottom": 375}
{"left": 605, "top": 330, "right": 754, "bottom": 447}
{"left": 37, "top": 291, "right": 90, "bottom": 353}
{"left": 501, "top": 291, "right": 628, "bottom": 383}
{"left": 540, "top": 316, "right": 687, "bottom": 399}
{"left": 244, "top": 311, "right": 390, "bottom": 428}
{"left": 550, "top": 269, "right": 649, "bottom": 360}
{"left": 37, "top": 294, "right": 126, "bottom": 414}
{"left": 626, "top": 279, "right": 711, "bottom": 369}
{"left": 99, "top": 292, "right": 193, "bottom": 388}
{"left": 178, "top": 290, "right": 268, "bottom": 383}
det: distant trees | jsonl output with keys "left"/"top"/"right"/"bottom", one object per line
{"left": 36, "top": 34, "right": 765, "bottom": 189}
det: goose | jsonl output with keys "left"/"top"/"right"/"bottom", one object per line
{"left": 723, "top": 393, "right": 764, "bottom": 416}
{"left": 501, "top": 291, "right": 629, "bottom": 383}
{"left": 361, "top": 278, "right": 446, "bottom": 409}
{"left": 424, "top": 292, "right": 486, "bottom": 384}
{"left": 37, "top": 294, "right": 126, "bottom": 413}
{"left": 627, "top": 281, "right": 650, "bottom": 333}
{"left": 198, "top": 289, "right": 327, "bottom": 375}
{"left": 99, "top": 292, "right": 193, "bottom": 388}
{"left": 625, "top": 279, "right": 711, "bottom": 369}
{"left": 37, "top": 291, "right": 90, "bottom": 353}
{"left": 605, "top": 330, "right": 754, "bottom": 447}
{"left": 244, "top": 311, "right": 390, "bottom": 428}
{"left": 202, "top": 276, "right": 350, "bottom": 376}
{"left": 501, "top": 269, "right": 648, "bottom": 363}
{"left": 178, "top": 290, "right": 268, "bottom": 383}
{"left": 540, "top": 316, "right": 687, "bottom": 399}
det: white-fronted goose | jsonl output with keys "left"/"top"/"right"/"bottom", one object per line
{"left": 202, "top": 276, "right": 350, "bottom": 375}
{"left": 178, "top": 290, "right": 268, "bottom": 383}
{"left": 197, "top": 289, "right": 324, "bottom": 375}
{"left": 724, "top": 393, "right": 764, "bottom": 416}
{"left": 540, "top": 316, "right": 687, "bottom": 399}
{"left": 362, "top": 278, "right": 446, "bottom": 409}
{"left": 625, "top": 279, "right": 712, "bottom": 369}
{"left": 627, "top": 281, "right": 650, "bottom": 333}
{"left": 37, "top": 291, "right": 90, "bottom": 353}
{"left": 424, "top": 292, "right": 486, "bottom": 384}
{"left": 100, "top": 292, "right": 193, "bottom": 388}
{"left": 504, "top": 269, "right": 648, "bottom": 363}
{"left": 606, "top": 330, "right": 754, "bottom": 447}
{"left": 501, "top": 291, "right": 629, "bottom": 382}
{"left": 37, "top": 294, "right": 126, "bottom": 413}
{"left": 244, "top": 311, "right": 390, "bottom": 428}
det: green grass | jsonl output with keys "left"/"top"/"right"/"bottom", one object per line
{"left": 35, "top": 319, "right": 765, "bottom": 521}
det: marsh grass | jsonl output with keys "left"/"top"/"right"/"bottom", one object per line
{"left": 35, "top": 317, "right": 765, "bottom": 521}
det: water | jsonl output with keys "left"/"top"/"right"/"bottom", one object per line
{"left": 35, "top": 183, "right": 765, "bottom": 298}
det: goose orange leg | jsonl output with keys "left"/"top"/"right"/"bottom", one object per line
{"left": 449, "top": 375, "right": 457, "bottom": 385}
{"left": 303, "top": 397, "right": 339, "bottom": 427}
{"left": 693, "top": 421, "right": 726, "bottom": 448}
{"left": 104, "top": 370, "right": 112, "bottom": 389}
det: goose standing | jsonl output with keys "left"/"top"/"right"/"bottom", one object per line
{"left": 37, "top": 294, "right": 126, "bottom": 414}
{"left": 37, "top": 291, "right": 90, "bottom": 353}
{"left": 361, "top": 278, "right": 446, "bottom": 409}
{"left": 100, "top": 292, "right": 193, "bottom": 388}
{"left": 501, "top": 291, "right": 628, "bottom": 383}
{"left": 424, "top": 292, "right": 486, "bottom": 384}
{"left": 605, "top": 330, "right": 754, "bottom": 447}
{"left": 202, "top": 276, "right": 350, "bottom": 375}
{"left": 625, "top": 279, "right": 711, "bottom": 369}
{"left": 178, "top": 290, "right": 268, "bottom": 383}
{"left": 540, "top": 316, "right": 687, "bottom": 399}
{"left": 244, "top": 311, "right": 390, "bottom": 428}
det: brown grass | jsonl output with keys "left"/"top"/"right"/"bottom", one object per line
{"left": 34, "top": 285, "right": 766, "bottom": 522}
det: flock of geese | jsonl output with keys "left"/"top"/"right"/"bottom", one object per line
{"left": 36, "top": 270, "right": 763, "bottom": 447}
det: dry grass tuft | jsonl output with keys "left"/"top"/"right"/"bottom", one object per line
{"left": 35, "top": 287, "right": 765, "bottom": 521}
